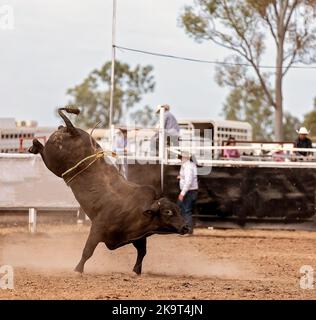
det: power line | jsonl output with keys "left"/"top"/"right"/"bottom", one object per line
{"left": 115, "top": 45, "right": 316, "bottom": 70}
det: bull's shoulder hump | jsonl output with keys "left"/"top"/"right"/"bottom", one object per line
{"left": 138, "top": 185, "right": 157, "bottom": 199}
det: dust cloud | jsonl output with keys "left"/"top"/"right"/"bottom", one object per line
{"left": 0, "top": 227, "right": 254, "bottom": 280}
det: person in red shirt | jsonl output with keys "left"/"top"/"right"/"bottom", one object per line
{"left": 223, "top": 136, "right": 240, "bottom": 159}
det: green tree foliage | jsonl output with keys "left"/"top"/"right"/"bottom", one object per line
{"left": 216, "top": 58, "right": 273, "bottom": 140}
{"left": 216, "top": 56, "right": 300, "bottom": 141}
{"left": 130, "top": 105, "right": 156, "bottom": 127}
{"left": 303, "top": 97, "right": 316, "bottom": 138}
{"left": 67, "top": 60, "right": 155, "bottom": 128}
{"left": 180, "top": 0, "right": 316, "bottom": 140}
{"left": 283, "top": 112, "right": 301, "bottom": 141}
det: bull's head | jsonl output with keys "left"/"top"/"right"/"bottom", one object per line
{"left": 145, "top": 198, "right": 189, "bottom": 235}
{"left": 28, "top": 107, "right": 99, "bottom": 178}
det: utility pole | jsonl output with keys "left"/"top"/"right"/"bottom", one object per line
{"left": 109, "top": 0, "right": 117, "bottom": 130}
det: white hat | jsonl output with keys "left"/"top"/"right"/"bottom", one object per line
{"left": 296, "top": 127, "right": 310, "bottom": 135}
{"left": 155, "top": 104, "right": 163, "bottom": 113}
{"left": 155, "top": 104, "right": 170, "bottom": 113}
{"left": 179, "top": 150, "right": 192, "bottom": 159}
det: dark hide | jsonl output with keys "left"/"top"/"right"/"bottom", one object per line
{"left": 29, "top": 108, "right": 188, "bottom": 275}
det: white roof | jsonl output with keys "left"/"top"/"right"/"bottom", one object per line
{"left": 0, "top": 118, "right": 16, "bottom": 129}
{"left": 178, "top": 118, "right": 252, "bottom": 129}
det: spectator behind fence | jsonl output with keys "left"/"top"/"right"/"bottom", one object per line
{"left": 223, "top": 136, "right": 240, "bottom": 159}
{"left": 113, "top": 127, "right": 128, "bottom": 179}
{"left": 272, "top": 149, "right": 285, "bottom": 162}
{"left": 150, "top": 104, "right": 180, "bottom": 156}
{"left": 293, "top": 127, "right": 313, "bottom": 158}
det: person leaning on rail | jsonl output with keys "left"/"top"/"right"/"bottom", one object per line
{"left": 150, "top": 104, "right": 180, "bottom": 156}
{"left": 292, "top": 127, "right": 314, "bottom": 161}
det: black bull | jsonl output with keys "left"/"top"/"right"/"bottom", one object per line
{"left": 28, "top": 108, "right": 189, "bottom": 275}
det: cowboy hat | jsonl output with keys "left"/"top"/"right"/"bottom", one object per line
{"left": 296, "top": 127, "right": 310, "bottom": 135}
{"left": 181, "top": 150, "right": 192, "bottom": 158}
{"left": 177, "top": 150, "right": 192, "bottom": 160}
{"left": 114, "top": 125, "right": 128, "bottom": 132}
{"left": 155, "top": 104, "right": 170, "bottom": 113}
{"left": 177, "top": 150, "right": 199, "bottom": 165}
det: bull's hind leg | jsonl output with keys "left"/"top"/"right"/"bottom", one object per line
{"left": 28, "top": 139, "right": 44, "bottom": 154}
{"left": 132, "top": 237, "right": 147, "bottom": 275}
{"left": 75, "top": 227, "right": 102, "bottom": 273}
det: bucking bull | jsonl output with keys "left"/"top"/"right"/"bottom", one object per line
{"left": 28, "top": 107, "right": 189, "bottom": 275}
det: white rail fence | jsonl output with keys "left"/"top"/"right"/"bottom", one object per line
{"left": 2, "top": 142, "right": 316, "bottom": 232}
{"left": 167, "top": 145, "right": 316, "bottom": 168}
{"left": 0, "top": 154, "right": 80, "bottom": 233}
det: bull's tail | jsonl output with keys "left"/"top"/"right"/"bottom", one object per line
{"left": 58, "top": 106, "right": 80, "bottom": 136}
{"left": 60, "top": 106, "right": 80, "bottom": 115}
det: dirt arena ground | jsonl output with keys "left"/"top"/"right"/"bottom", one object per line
{"left": 1, "top": 223, "right": 316, "bottom": 300}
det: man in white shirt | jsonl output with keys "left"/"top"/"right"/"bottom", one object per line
{"left": 177, "top": 151, "right": 198, "bottom": 234}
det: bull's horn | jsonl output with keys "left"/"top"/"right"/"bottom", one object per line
{"left": 58, "top": 107, "right": 80, "bottom": 136}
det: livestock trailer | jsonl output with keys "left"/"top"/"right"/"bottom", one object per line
{"left": 89, "top": 118, "right": 316, "bottom": 224}
{"left": 126, "top": 139, "right": 316, "bottom": 224}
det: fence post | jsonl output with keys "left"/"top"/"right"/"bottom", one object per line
{"left": 314, "top": 191, "right": 316, "bottom": 224}
{"left": 28, "top": 208, "right": 37, "bottom": 233}
{"left": 77, "top": 207, "right": 85, "bottom": 224}
{"left": 77, "top": 207, "right": 90, "bottom": 224}
{"left": 158, "top": 106, "right": 165, "bottom": 192}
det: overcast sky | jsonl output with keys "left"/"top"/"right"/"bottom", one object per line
{"left": 0, "top": 0, "right": 315, "bottom": 126}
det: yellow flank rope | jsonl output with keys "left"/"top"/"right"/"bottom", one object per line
{"left": 62, "top": 150, "right": 117, "bottom": 185}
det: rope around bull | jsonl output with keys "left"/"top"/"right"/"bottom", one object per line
{"left": 62, "top": 150, "right": 117, "bottom": 185}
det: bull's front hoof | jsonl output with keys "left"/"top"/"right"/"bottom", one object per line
{"left": 133, "top": 266, "right": 142, "bottom": 276}
{"left": 73, "top": 271, "right": 84, "bottom": 278}
{"left": 74, "top": 264, "right": 84, "bottom": 274}
{"left": 74, "top": 269, "right": 83, "bottom": 274}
